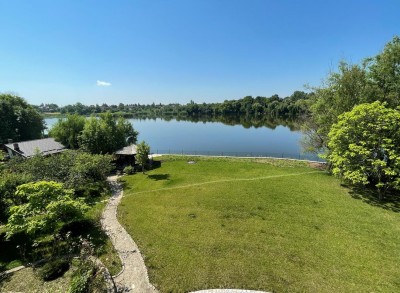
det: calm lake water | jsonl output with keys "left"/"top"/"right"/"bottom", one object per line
{"left": 45, "top": 118, "right": 320, "bottom": 161}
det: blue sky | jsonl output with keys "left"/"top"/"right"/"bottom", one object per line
{"left": 0, "top": 0, "right": 399, "bottom": 106}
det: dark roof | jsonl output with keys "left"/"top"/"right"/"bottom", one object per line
{"left": 115, "top": 144, "right": 137, "bottom": 155}
{"left": 5, "top": 138, "right": 66, "bottom": 158}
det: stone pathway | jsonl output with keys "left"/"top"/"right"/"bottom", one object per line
{"left": 101, "top": 176, "right": 157, "bottom": 293}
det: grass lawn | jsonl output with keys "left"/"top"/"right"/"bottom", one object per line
{"left": 118, "top": 156, "right": 400, "bottom": 292}
{"left": 0, "top": 266, "right": 74, "bottom": 292}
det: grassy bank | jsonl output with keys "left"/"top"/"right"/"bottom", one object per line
{"left": 118, "top": 156, "right": 400, "bottom": 292}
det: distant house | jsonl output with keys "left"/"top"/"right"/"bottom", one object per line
{"left": 114, "top": 144, "right": 137, "bottom": 166}
{"left": 4, "top": 138, "right": 66, "bottom": 158}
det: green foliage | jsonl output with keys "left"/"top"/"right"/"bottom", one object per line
{"left": 66, "top": 152, "right": 113, "bottom": 189}
{"left": 123, "top": 165, "right": 134, "bottom": 175}
{"left": 68, "top": 239, "right": 106, "bottom": 293}
{"left": 136, "top": 141, "right": 150, "bottom": 173}
{"left": 328, "top": 102, "right": 400, "bottom": 197}
{"left": 49, "top": 114, "right": 85, "bottom": 149}
{"left": 6, "top": 150, "right": 112, "bottom": 196}
{"left": 0, "top": 172, "right": 33, "bottom": 222}
{"left": 6, "top": 181, "right": 89, "bottom": 238}
{"left": 304, "top": 36, "right": 400, "bottom": 153}
{"left": 365, "top": 36, "right": 400, "bottom": 108}
{"left": 303, "top": 61, "right": 368, "bottom": 152}
{"left": 0, "top": 150, "right": 5, "bottom": 161}
{"left": 69, "top": 267, "right": 93, "bottom": 293}
{"left": 38, "top": 259, "right": 70, "bottom": 281}
{"left": 79, "top": 112, "right": 138, "bottom": 154}
{"left": 0, "top": 94, "right": 45, "bottom": 143}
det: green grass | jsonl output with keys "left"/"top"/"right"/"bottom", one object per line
{"left": 0, "top": 266, "right": 74, "bottom": 292}
{"left": 118, "top": 156, "right": 400, "bottom": 292}
{"left": 85, "top": 195, "right": 123, "bottom": 276}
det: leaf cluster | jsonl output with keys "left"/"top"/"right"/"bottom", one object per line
{"left": 6, "top": 150, "right": 113, "bottom": 192}
{"left": 304, "top": 36, "right": 400, "bottom": 153}
{"left": 6, "top": 181, "right": 89, "bottom": 238}
{"left": 50, "top": 112, "right": 138, "bottom": 154}
{"left": 328, "top": 102, "right": 400, "bottom": 196}
{"left": 0, "top": 94, "right": 44, "bottom": 144}
{"left": 136, "top": 141, "right": 151, "bottom": 173}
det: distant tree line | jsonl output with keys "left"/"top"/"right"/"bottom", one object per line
{"left": 34, "top": 91, "right": 312, "bottom": 120}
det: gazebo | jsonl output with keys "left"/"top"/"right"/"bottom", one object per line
{"left": 114, "top": 144, "right": 137, "bottom": 167}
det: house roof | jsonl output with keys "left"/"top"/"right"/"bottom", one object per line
{"left": 5, "top": 138, "right": 66, "bottom": 158}
{"left": 115, "top": 144, "right": 137, "bottom": 155}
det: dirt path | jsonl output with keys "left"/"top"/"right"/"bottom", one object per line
{"left": 101, "top": 176, "right": 157, "bottom": 293}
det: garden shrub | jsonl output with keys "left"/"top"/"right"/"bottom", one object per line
{"left": 69, "top": 264, "right": 93, "bottom": 293}
{"left": 4, "top": 150, "right": 113, "bottom": 199}
{"left": 123, "top": 165, "right": 134, "bottom": 175}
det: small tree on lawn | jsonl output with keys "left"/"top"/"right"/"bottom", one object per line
{"left": 6, "top": 181, "right": 89, "bottom": 239}
{"left": 328, "top": 101, "right": 400, "bottom": 199}
{"left": 136, "top": 141, "right": 150, "bottom": 174}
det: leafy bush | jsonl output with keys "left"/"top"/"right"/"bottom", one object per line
{"left": 0, "top": 172, "right": 33, "bottom": 222}
{"left": 123, "top": 165, "right": 134, "bottom": 175}
{"left": 38, "top": 259, "right": 70, "bottom": 281}
{"left": 5, "top": 150, "right": 113, "bottom": 199}
{"left": 68, "top": 236, "right": 108, "bottom": 293}
{"left": 6, "top": 181, "right": 89, "bottom": 238}
{"left": 69, "top": 264, "right": 94, "bottom": 293}
{"left": 328, "top": 102, "right": 400, "bottom": 199}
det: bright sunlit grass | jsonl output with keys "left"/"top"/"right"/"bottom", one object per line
{"left": 118, "top": 156, "right": 400, "bottom": 292}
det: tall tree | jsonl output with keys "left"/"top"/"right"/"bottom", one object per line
{"left": 303, "top": 36, "right": 400, "bottom": 153}
{"left": 0, "top": 94, "right": 44, "bottom": 143}
{"left": 302, "top": 62, "right": 367, "bottom": 153}
{"left": 49, "top": 114, "right": 85, "bottom": 148}
{"left": 365, "top": 36, "right": 400, "bottom": 108}
{"left": 79, "top": 112, "right": 138, "bottom": 154}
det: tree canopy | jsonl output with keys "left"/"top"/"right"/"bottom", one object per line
{"left": 0, "top": 94, "right": 44, "bottom": 143}
{"left": 328, "top": 102, "right": 400, "bottom": 198}
{"left": 6, "top": 181, "right": 88, "bottom": 238}
{"left": 303, "top": 36, "right": 400, "bottom": 153}
{"left": 49, "top": 114, "right": 85, "bottom": 149}
{"left": 79, "top": 112, "right": 138, "bottom": 154}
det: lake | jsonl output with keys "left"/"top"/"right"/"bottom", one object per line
{"left": 44, "top": 118, "right": 321, "bottom": 161}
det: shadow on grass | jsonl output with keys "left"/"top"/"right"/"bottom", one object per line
{"left": 147, "top": 174, "right": 170, "bottom": 181}
{"left": 0, "top": 273, "right": 10, "bottom": 286}
{"left": 149, "top": 160, "right": 162, "bottom": 170}
{"left": 0, "top": 231, "right": 32, "bottom": 273}
{"left": 347, "top": 185, "right": 400, "bottom": 213}
{"left": 60, "top": 219, "right": 108, "bottom": 254}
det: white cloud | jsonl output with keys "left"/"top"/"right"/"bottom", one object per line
{"left": 96, "top": 80, "right": 112, "bottom": 87}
